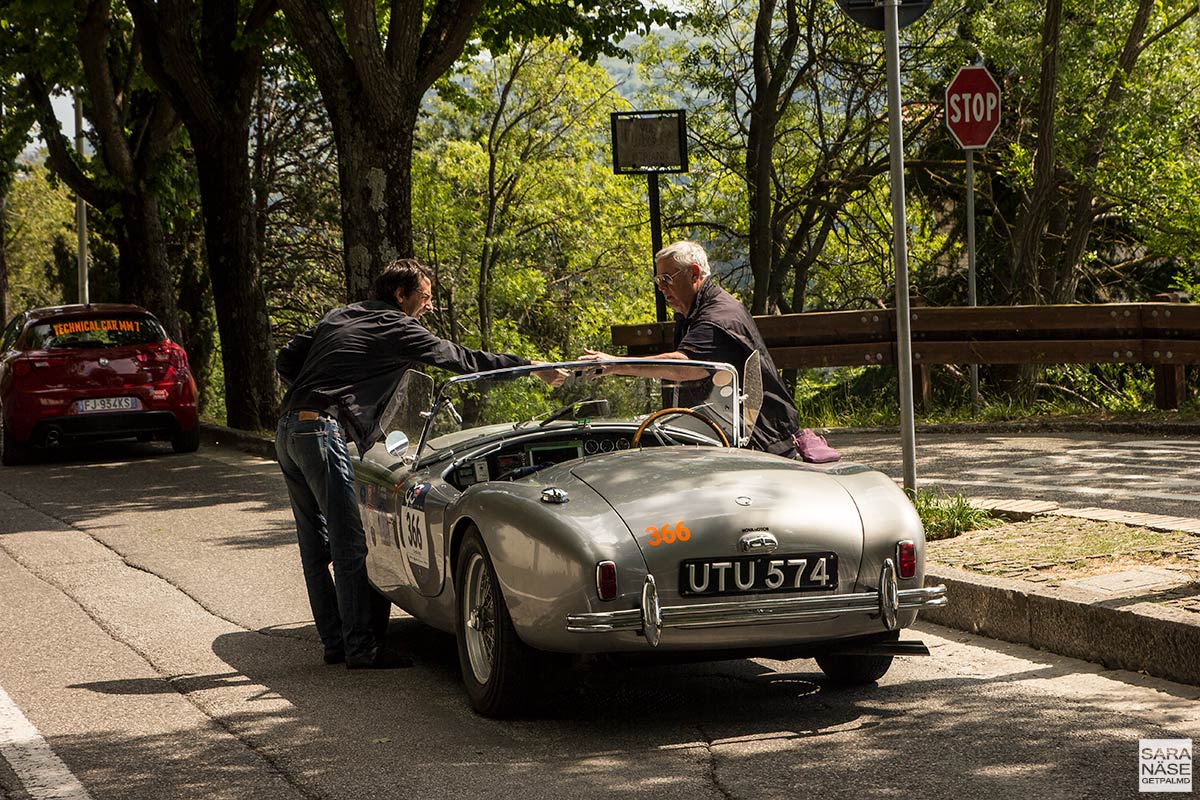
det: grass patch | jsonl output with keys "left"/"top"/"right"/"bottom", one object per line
{"left": 912, "top": 488, "right": 997, "bottom": 541}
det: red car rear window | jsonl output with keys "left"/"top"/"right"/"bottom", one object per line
{"left": 26, "top": 316, "right": 168, "bottom": 350}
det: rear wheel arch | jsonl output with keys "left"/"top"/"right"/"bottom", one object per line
{"left": 448, "top": 515, "right": 479, "bottom": 587}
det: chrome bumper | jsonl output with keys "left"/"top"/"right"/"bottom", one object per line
{"left": 566, "top": 559, "right": 948, "bottom": 647}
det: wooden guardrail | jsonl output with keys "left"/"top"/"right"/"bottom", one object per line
{"left": 611, "top": 298, "right": 1199, "bottom": 410}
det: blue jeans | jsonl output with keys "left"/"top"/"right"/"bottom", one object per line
{"left": 275, "top": 413, "right": 376, "bottom": 661}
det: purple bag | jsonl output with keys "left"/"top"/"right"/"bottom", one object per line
{"left": 793, "top": 429, "right": 840, "bottom": 463}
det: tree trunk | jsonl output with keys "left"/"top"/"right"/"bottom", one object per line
{"left": 193, "top": 132, "right": 278, "bottom": 430}
{"left": 1053, "top": 0, "right": 1157, "bottom": 304}
{"left": 127, "top": 0, "right": 281, "bottom": 430}
{"left": 333, "top": 109, "right": 414, "bottom": 300}
{"left": 117, "top": 188, "right": 182, "bottom": 339}
{"left": 0, "top": 187, "right": 8, "bottom": 324}
{"left": 747, "top": 0, "right": 781, "bottom": 315}
{"left": 1010, "top": 0, "right": 1063, "bottom": 305}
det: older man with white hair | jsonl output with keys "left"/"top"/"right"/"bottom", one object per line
{"left": 583, "top": 240, "right": 837, "bottom": 461}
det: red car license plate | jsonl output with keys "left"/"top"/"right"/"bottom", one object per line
{"left": 678, "top": 552, "right": 838, "bottom": 596}
{"left": 75, "top": 396, "right": 142, "bottom": 413}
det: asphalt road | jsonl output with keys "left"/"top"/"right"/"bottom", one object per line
{"left": 1, "top": 437, "right": 1198, "bottom": 800}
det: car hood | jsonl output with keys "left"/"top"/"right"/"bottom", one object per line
{"left": 568, "top": 448, "right": 867, "bottom": 597}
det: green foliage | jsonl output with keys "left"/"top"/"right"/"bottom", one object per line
{"left": 253, "top": 56, "right": 344, "bottom": 345}
{"left": 3, "top": 160, "right": 74, "bottom": 311}
{"left": 475, "top": 0, "right": 683, "bottom": 62}
{"left": 795, "top": 361, "right": 1170, "bottom": 428}
{"left": 414, "top": 38, "right": 655, "bottom": 363}
{"left": 912, "top": 488, "right": 997, "bottom": 541}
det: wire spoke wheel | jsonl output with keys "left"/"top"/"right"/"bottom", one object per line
{"left": 455, "top": 526, "right": 539, "bottom": 717}
{"left": 462, "top": 551, "right": 497, "bottom": 684}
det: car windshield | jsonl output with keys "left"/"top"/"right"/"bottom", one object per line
{"left": 26, "top": 316, "right": 167, "bottom": 350}
{"left": 415, "top": 359, "right": 746, "bottom": 463}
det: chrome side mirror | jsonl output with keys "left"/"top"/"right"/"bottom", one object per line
{"left": 384, "top": 430, "right": 410, "bottom": 458}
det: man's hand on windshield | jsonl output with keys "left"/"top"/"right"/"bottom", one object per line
{"left": 578, "top": 349, "right": 617, "bottom": 375}
{"left": 531, "top": 361, "right": 568, "bottom": 387}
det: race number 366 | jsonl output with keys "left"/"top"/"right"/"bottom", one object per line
{"left": 645, "top": 521, "right": 690, "bottom": 547}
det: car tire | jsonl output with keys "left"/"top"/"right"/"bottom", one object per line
{"left": 815, "top": 653, "right": 894, "bottom": 686}
{"left": 171, "top": 425, "right": 200, "bottom": 453}
{"left": 0, "top": 417, "right": 31, "bottom": 466}
{"left": 455, "top": 527, "right": 538, "bottom": 718}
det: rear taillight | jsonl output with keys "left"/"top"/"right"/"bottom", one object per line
{"left": 136, "top": 348, "right": 170, "bottom": 364}
{"left": 10, "top": 358, "right": 57, "bottom": 378}
{"left": 596, "top": 561, "right": 618, "bottom": 601}
{"left": 169, "top": 345, "right": 189, "bottom": 370}
{"left": 137, "top": 344, "right": 188, "bottom": 372}
{"left": 896, "top": 540, "right": 916, "bottom": 579}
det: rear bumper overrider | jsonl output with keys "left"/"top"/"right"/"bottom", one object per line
{"left": 566, "top": 558, "right": 948, "bottom": 647}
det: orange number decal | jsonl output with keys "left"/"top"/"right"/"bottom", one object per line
{"left": 645, "top": 520, "right": 689, "bottom": 547}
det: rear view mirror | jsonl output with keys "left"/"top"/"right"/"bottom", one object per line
{"left": 575, "top": 399, "right": 611, "bottom": 418}
{"left": 385, "top": 430, "right": 410, "bottom": 458}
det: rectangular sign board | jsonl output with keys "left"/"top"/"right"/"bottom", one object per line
{"left": 611, "top": 111, "right": 688, "bottom": 174}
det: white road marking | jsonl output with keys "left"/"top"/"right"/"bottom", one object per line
{"left": 0, "top": 684, "right": 93, "bottom": 800}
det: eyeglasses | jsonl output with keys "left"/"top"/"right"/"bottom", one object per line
{"left": 653, "top": 267, "right": 690, "bottom": 289}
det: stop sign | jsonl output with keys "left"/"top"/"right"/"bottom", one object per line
{"left": 945, "top": 66, "right": 1001, "bottom": 149}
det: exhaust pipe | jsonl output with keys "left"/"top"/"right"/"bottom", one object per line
{"left": 44, "top": 427, "right": 63, "bottom": 447}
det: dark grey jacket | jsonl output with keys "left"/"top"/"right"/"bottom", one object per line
{"left": 277, "top": 300, "right": 527, "bottom": 452}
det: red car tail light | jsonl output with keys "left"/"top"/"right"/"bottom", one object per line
{"left": 12, "top": 359, "right": 33, "bottom": 377}
{"left": 596, "top": 561, "right": 618, "bottom": 601}
{"left": 168, "top": 344, "right": 189, "bottom": 371}
{"left": 896, "top": 540, "right": 917, "bottom": 579}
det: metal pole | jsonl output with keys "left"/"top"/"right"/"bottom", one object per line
{"left": 648, "top": 172, "right": 666, "bottom": 322}
{"left": 966, "top": 150, "right": 979, "bottom": 415}
{"left": 74, "top": 91, "right": 88, "bottom": 305}
{"left": 884, "top": 0, "right": 916, "bottom": 494}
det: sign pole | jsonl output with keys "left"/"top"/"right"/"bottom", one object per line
{"left": 610, "top": 110, "right": 688, "bottom": 325}
{"left": 884, "top": 0, "right": 917, "bottom": 494}
{"left": 648, "top": 172, "right": 666, "bottom": 322}
{"left": 74, "top": 91, "right": 88, "bottom": 305}
{"left": 944, "top": 64, "right": 1000, "bottom": 416}
{"left": 966, "top": 150, "right": 979, "bottom": 414}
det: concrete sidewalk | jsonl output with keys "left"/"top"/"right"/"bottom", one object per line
{"left": 922, "top": 498, "right": 1200, "bottom": 687}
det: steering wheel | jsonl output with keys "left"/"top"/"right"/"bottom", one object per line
{"left": 632, "top": 407, "right": 731, "bottom": 448}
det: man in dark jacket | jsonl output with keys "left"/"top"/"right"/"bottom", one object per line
{"left": 275, "top": 258, "right": 560, "bottom": 669}
{"left": 581, "top": 241, "right": 836, "bottom": 460}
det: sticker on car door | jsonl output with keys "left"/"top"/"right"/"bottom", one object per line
{"left": 400, "top": 482, "right": 432, "bottom": 569}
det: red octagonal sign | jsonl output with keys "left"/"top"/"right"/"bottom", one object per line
{"left": 945, "top": 66, "right": 1001, "bottom": 149}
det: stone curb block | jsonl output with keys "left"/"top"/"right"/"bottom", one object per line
{"left": 924, "top": 565, "right": 1200, "bottom": 686}
{"left": 199, "top": 422, "right": 276, "bottom": 460}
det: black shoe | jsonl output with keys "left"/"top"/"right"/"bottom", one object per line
{"left": 346, "top": 648, "right": 413, "bottom": 670}
{"left": 323, "top": 648, "right": 346, "bottom": 665}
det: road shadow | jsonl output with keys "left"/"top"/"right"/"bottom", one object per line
{"left": 0, "top": 444, "right": 295, "bottom": 550}
{"left": 149, "top": 617, "right": 1193, "bottom": 799}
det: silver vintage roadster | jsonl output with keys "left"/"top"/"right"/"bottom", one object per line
{"left": 352, "top": 359, "right": 947, "bottom": 717}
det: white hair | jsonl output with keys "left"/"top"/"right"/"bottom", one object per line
{"left": 655, "top": 240, "right": 711, "bottom": 280}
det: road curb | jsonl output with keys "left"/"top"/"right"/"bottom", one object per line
{"left": 199, "top": 422, "right": 276, "bottom": 460}
{"left": 922, "top": 565, "right": 1200, "bottom": 686}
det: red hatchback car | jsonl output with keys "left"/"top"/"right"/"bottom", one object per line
{"left": 0, "top": 304, "right": 200, "bottom": 465}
